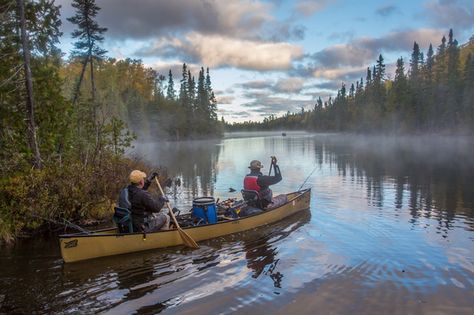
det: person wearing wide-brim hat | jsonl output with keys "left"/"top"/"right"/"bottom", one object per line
{"left": 243, "top": 157, "right": 282, "bottom": 209}
{"left": 118, "top": 170, "right": 170, "bottom": 232}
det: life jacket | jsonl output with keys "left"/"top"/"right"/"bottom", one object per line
{"left": 244, "top": 175, "right": 272, "bottom": 202}
{"left": 244, "top": 175, "right": 261, "bottom": 192}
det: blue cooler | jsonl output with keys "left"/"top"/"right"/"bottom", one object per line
{"left": 192, "top": 197, "right": 217, "bottom": 224}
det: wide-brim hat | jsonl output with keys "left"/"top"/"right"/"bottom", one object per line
{"left": 129, "top": 170, "right": 147, "bottom": 184}
{"left": 248, "top": 160, "right": 263, "bottom": 169}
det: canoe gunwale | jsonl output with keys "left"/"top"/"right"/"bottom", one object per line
{"left": 59, "top": 188, "right": 311, "bottom": 239}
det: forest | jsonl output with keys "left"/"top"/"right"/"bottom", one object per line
{"left": 228, "top": 30, "right": 474, "bottom": 133}
{"left": 0, "top": 0, "right": 221, "bottom": 242}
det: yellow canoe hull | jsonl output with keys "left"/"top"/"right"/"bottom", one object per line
{"left": 59, "top": 189, "right": 311, "bottom": 263}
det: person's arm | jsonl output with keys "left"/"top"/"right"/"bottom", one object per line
{"left": 143, "top": 172, "right": 159, "bottom": 191}
{"left": 141, "top": 192, "right": 162, "bottom": 213}
{"left": 257, "top": 165, "right": 282, "bottom": 187}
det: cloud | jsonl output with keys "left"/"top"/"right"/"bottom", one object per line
{"left": 240, "top": 80, "right": 275, "bottom": 90}
{"left": 294, "top": 0, "right": 334, "bottom": 17}
{"left": 375, "top": 5, "right": 399, "bottom": 17}
{"left": 312, "top": 66, "right": 367, "bottom": 81}
{"left": 215, "top": 95, "right": 235, "bottom": 105}
{"left": 312, "top": 81, "right": 345, "bottom": 90}
{"left": 148, "top": 61, "right": 202, "bottom": 78}
{"left": 217, "top": 109, "right": 251, "bottom": 119}
{"left": 241, "top": 94, "right": 315, "bottom": 116}
{"left": 274, "top": 77, "right": 305, "bottom": 93}
{"left": 58, "top": 0, "right": 274, "bottom": 39}
{"left": 424, "top": 0, "right": 474, "bottom": 32}
{"left": 59, "top": 0, "right": 306, "bottom": 42}
{"left": 308, "top": 28, "right": 444, "bottom": 70}
{"left": 239, "top": 77, "right": 305, "bottom": 94}
{"left": 138, "top": 32, "right": 304, "bottom": 71}
{"left": 328, "top": 30, "right": 355, "bottom": 42}
{"left": 303, "top": 91, "right": 334, "bottom": 99}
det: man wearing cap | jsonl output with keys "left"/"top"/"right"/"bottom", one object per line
{"left": 120, "top": 170, "right": 170, "bottom": 232}
{"left": 243, "top": 158, "right": 282, "bottom": 209}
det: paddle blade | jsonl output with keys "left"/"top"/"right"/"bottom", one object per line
{"left": 177, "top": 227, "right": 199, "bottom": 248}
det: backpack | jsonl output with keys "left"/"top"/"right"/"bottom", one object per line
{"left": 114, "top": 187, "right": 133, "bottom": 233}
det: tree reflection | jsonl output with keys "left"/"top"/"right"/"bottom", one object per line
{"left": 313, "top": 135, "right": 474, "bottom": 233}
{"left": 134, "top": 139, "right": 222, "bottom": 200}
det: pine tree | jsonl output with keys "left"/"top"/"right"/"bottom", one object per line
{"left": 426, "top": 44, "right": 435, "bottom": 82}
{"left": 366, "top": 67, "right": 372, "bottom": 86}
{"left": 187, "top": 70, "right": 195, "bottom": 106}
{"left": 446, "top": 29, "right": 461, "bottom": 126}
{"left": 410, "top": 42, "right": 421, "bottom": 80}
{"left": 205, "top": 68, "right": 218, "bottom": 121}
{"left": 435, "top": 36, "right": 447, "bottom": 82}
{"left": 462, "top": 53, "right": 474, "bottom": 127}
{"left": 196, "top": 67, "right": 208, "bottom": 123}
{"left": 179, "top": 63, "right": 189, "bottom": 107}
{"left": 68, "top": 0, "right": 107, "bottom": 106}
{"left": 1, "top": 0, "right": 64, "bottom": 169}
{"left": 166, "top": 69, "right": 176, "bottom": 100}
{"left": 390, "top": 57, "right": 410, "bottom": 129}
{"left": 375, "top": 54, "right": 386, "bottom": 83}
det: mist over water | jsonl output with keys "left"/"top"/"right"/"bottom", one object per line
{"left": 1, "top": 132, "right": 474, "bottom": 314}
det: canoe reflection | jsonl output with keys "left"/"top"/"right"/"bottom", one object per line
{"left": 243, "top": 209, "right": 311, "bottom": 289}
{"left": 60, "top": 209, "right": 311, "bottom": 313}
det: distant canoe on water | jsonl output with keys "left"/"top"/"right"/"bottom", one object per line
{"left": 282, "top": 132, "right": 287, "bottom": 136}
{"left": 59, "top": 189, "right": 311, "bottom": 263}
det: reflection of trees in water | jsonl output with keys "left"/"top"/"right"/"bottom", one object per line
{"left": 314, "top": 136, "right": 474, "bottom": 232}
{"left": 61, "top": 250, "right": 182, "bottom": 313}
{"left": 135, "top": 140, "right": 222, "bottom": 200}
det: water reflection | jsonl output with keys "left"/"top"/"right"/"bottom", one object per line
{"left": 315, "top": 135, "right": 474, "bottom": 234}
{"left": 133, "top": 139, "right": 222, "bottom": 201}
{"left": 2, "top": 132, "right": 474, "bottom": 314}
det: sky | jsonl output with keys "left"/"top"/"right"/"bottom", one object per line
{"left": 55, "top": 0, "right": 474, "bottom": 123}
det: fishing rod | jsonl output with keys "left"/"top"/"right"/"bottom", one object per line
{"left": 297, "top": 164, "right": 319, "bottom": 191}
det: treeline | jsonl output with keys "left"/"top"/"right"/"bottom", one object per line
{"left": 62, "top": 59, "right": 222, "bottom": 140}
{"left": 0, "top": 0, "right": 219, "bottom": 242}
{"left": 228, "top": 30, "right": 474, "bottom": 133}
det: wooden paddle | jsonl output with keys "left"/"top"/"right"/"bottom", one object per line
{"left": 154, "top": 177, "right": 199, "bottom": 249}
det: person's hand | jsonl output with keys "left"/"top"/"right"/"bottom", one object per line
{"left": 271, "top": 156, "right": 277, "bottom": 165}
{"left": 150, "top": 172, "right": 159, "bottom": 180}
{"left": 158, "top": 196, "right": 169, "bottom": 203}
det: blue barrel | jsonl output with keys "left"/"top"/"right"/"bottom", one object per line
{"left": 192, "top": 197, "right": 217, "bottom": 224}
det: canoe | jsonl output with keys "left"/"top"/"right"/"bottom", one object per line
{"left": 59, "top": 188, "right": 311, "bottom": 263}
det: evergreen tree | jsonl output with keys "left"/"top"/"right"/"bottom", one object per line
{"left": 375, "top": 54, "right": 386, "bottom": 83}
{"left": 187, "top": 70, "right": 195, "bottom": 107}
{"left": 67, "top": 0, "right": 107, "bottom": 105}
{"left": 446, "top": 28, "right": 461, "bottom": 126}
{"left": 435, "top": 36, "right": 447, "bottom": 82}
{"left": 1, "top": 0, "right": 65, "bottom": 170}
{"left": 462, "top": 53, "right": 474, "bottom": 126}
{"left": 390, "top": 57, "right": 410, "bottom": 129}
{"left": 179, "top": 63, "right": 189, "bottom": 107}
{"left": 206, "top": 68, "right": 218, "bottom": 121}
{"left": 366, "top": 67, "right": 372, "bottom": 86}
{"left": 195, "top": 67, "right": 208, "bottom": 123}
{"left": 410, "top": 42, "right": 421, "bottom": 80}
{"left": 166, "top": 69, "right": 176, "bottom": 100}
{"left": 426, "top": 44, "right": 435, "bottom": 81}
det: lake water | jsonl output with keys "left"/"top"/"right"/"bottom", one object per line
{"left": 1, "top": 132, "right": 474, "bottom": 314}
